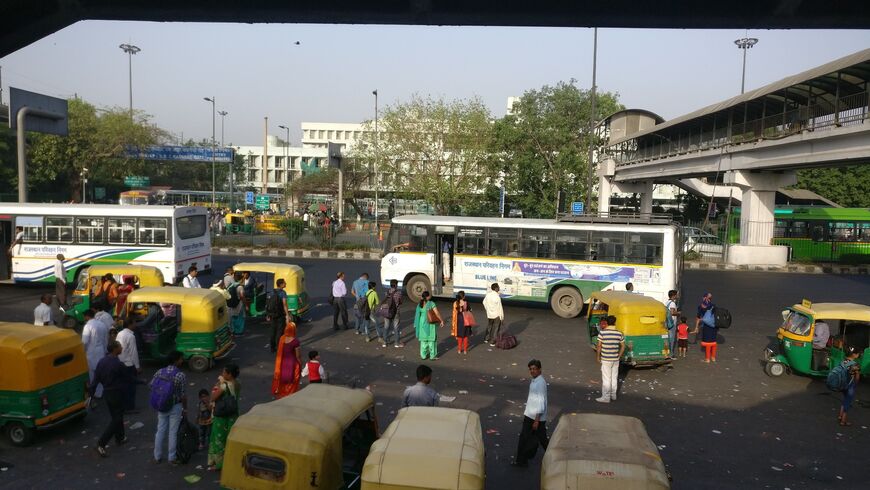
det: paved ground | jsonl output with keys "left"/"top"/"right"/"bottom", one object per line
{"left": 0, "top": 257, "right": 868, "bottom": 489}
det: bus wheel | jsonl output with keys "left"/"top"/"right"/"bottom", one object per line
{"left": 764, "top": 361, "right": 786, "bottom": 377}
{"left": 405, "top": 275, "right": 431, "bottom": 304}
{"left": 7, "top": 422, "right": 34, "bottom": 447}
{"left": 61, "top": 315, "right": 78, "bottom": 330}
{"left": 189, "top": 356, "right": 210, "bottom": 373}
{"left": 550, "top": 287, "right": 583, "bottom": 318}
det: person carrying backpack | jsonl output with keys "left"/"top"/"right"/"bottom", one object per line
{"left": 266, "top": 279, "right": 290, "bottom": 353}
{"left": 380, "top": 279, "right": 404, "bottom": 348}
{"left": 832, "top": 347, "right": 861, "bottom": 427}
{"left": 227, "top": 272, "right": 246, "bottom": 336}
{"left": 150, "top": 350, "right": 188, "bottom": 465}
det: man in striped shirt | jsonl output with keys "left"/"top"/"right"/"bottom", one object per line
{"left": 596, "top": 315, "right": 624, "bottom": 403}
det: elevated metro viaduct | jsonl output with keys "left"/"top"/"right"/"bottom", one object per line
{"left": 598, "top": 48, "right": 870, "bottom": 267}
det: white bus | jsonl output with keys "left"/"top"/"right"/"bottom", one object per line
{"left": 380, "top": 215, "right": 682, "bottom": 317}
{"left": 1, "top": 204, "right": 211, "bottom": 285}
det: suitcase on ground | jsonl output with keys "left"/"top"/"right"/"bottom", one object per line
{"left": 714, "top": 307, "right": 732, "bottom": 329}
{"left": 496, "top": 333, "right": 518, "bottom": 350}
{"left": 175, "top": 417, "right": 199, "bottom": 464}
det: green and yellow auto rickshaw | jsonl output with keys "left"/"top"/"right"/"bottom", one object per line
{"left": 587, "top": 291, "right": 672, "bottom": 366}
{"left": 0, "top": 323, "right": 89, "bottom": 446}
{"left": 764, "top": 300, "right": 870, "bottom": 377}
{"left": 226, "top": 213, "right": 254, "bottom": 234}
{"left": 63, "top": 264, "right": 165, "bottom": 328}
{"left": 232, "top": 262, "right": 310, "bottom": 321}
{"left": 123, "top": 287, "right": 235, "bottom": 372}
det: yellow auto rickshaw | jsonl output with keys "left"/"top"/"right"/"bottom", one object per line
{"left": 123, "top": 287, "right": 235, "bottom": 372}
{"left": 255, "top": 215, "right": 285, "bottom": 234}
{"left": 361, "top": 407, "right": 485, "bottom": 490}
{"left": 541, "top": 413, "right": 670, "bottom": 490}
{"left": 221, "top": 384, "right": 379, "bottom": 490}
{"left": 233, "top": 262, "right": 310, "bottom": 321}
{"left": 63, "top": 264, "right": 165, "bottom": 329}
{"left": 226, "top": 213, "right": 254, "bottom": 234}
{"left": 586, "top": 291, "right": 672, "bottom": 366}
{"left": 0, "top": 323, "right": 89, "bottom": 446}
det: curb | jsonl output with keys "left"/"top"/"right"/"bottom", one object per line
{"left": 213, "top": 247, "right": 383, "bottom": 261}
{"left": 684, "top": 261, "right": 869, "bottom": 275}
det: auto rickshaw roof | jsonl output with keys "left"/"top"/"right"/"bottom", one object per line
{"left": 362, "top": 407, "right": 485, "bottom": 489}
{"left": 228, "top": 384, "right": 374, "bottom": 454}
{"left": 233, "top": 262, "right": 304, "bottom": 282}
{"left": 84, "top": 264, "right": 165, "bottom": 285}
{"left": 793, "top": 302, "right": 870, "bottom": 322}
{"left": 0, "top": 323, "right": 88, "bottom": 391}
{"left": 588, "top": 291, "right": 667, "bottom": 317}
{"left": 541, "top": 413, "right": 670, "bottom": 489}
{"left": 127, "top": 286, "right": 226, "bottom": 308}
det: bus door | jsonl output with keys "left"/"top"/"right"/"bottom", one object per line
{"left": 0, "top": 219, "right": 11, "bottom": 280}
{"left": 434, "top": 227, "right": 455, "bottom": 296}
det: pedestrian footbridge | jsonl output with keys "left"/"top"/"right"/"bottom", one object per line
{"left": 598, "top": 48, "right": 870, "bottom": 267}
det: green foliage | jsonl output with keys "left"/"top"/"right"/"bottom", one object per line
{"left": 27, "top": 99, "right": 164, "bottom": 202}
{"left": 278, "top": 218, "right": 305, "bottom": 242}
{"left": 349, "top": 94, "right": 497, "bottom": 215}
{"left": 491, "top": 80, "right": 623, "bottom": 218}
{"left": 795, "top": 165, "right": 870, "bottom": 207}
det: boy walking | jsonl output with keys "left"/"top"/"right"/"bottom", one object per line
{"left": 302, "top": 350, "right": 327, "bottom": 384}
{"left": 596, "top": 315, "right": 625, "bottom": 403}
{"left": 677, "top": 316, "right": 690, "bottom": 358}
{"left": 511, "top": 359, "right": 548, "bottom": 467}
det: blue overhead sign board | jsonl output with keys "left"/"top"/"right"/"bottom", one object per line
{"left": 126, "top": 145, "right": 234, "bottom": 163}
{"left": 245, "top": 191, "right": 254, "bottom": 205}
{"left": 571, "top": 201, "right": 584, "bottom": 215}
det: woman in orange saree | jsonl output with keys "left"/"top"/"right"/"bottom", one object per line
{"left": 271, "top": 321, "right": 301, "bottom": 399}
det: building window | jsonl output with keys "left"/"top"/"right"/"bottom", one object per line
{"left": 318, "top": 130, "right": 324, "bottom": 139}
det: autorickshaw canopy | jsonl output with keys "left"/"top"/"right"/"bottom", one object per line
{"left": 125, "top": 287, "right": 227, "bottom": 333}
{"left": 541, "top": 413, "right": 670, "bottom": 490}
{"left": 0, "top": 323, "right": 89, "bottom": 392}
{"left": 362, "top": 407, "right": 485, "bottom": 490}
{"left": 233, "top": 262, "right": 305, "bottom": 291}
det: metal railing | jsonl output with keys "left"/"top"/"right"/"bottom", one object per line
{"left": 609, "top": 91, "right": 870, "bottom": 167}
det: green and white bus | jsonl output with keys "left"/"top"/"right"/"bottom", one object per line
{"left": 1, "top": 204, "right": 211, "bottom": 285}
{"left": 380, "top": 215, "right": 682, "bottom": 318}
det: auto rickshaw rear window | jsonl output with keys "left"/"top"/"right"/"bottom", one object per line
{"left": 244, "top": 453, "right": 286, "bottom": 481}
{"left": 53, "top": 353, "right": 74, "bottom": 367}
{"left": 783, "top": 311, "right": 812, "bottom": 335}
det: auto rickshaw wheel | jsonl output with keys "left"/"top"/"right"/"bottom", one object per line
{"left": 765, "top": 361, "right": 786, "bottom": 377}
{"left": 550, "top": 287, "right": 583, "bottom": 318}
{"left": 189, "top": 355, "right": 210, "bottom": 373}
{"left": 61, "top": 315, "right": 78, "bottom": 330}
{"left": 7, "top": 422, "right": 34, "bottom": 446}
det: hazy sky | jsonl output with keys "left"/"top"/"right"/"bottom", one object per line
{"left": 1, "top": 22, "right": 868, "bottom": 145}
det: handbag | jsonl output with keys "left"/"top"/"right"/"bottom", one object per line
{"left": 213, "top": 383, "right": 238, "bottom": 417}
{"left": 426, "top": 306, "right": 439, "bottom": 324}
{"left": 462, "top": 310, "right": 477, "bottom": 327}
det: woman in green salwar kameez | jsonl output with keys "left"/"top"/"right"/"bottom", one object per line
{"left": 414, "top": 291, "right": 443, "bottom": 360}
{"left": 207, "top": 364, "right": 241, "bottom": 471}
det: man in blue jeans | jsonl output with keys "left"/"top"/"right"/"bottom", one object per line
{"left": 382, "top": 279, "right": 404, "bottom": 347}
{"left": 351, "top": 273, "right": 370, "bottom": 334}
{"left": 151, "top": 350, "right": 188, "bottom": 465}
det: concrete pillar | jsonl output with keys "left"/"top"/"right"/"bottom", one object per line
{"left": 639, "top": 180, "right": 654, "bottom": 215}
{"left": 724, "top": 170, "right": 797, "bottom": 266}
{"left": 596, "top": 157, "right": 616, "bottom": 215}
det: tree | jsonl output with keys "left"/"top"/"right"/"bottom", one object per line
{"left": 349, "top": 95, "right": 497, "bottom": 215}
{"left": 795, "top": 165, "right": 870, "bottom": 207}
{"left": 491, "top": 80, "right": 623, "bottom": 218}
{"left": 286, "top": 158, "right": 372, "bottom": 218}
{"left": 27, "top": 98, "right": 163, "bottom": 202}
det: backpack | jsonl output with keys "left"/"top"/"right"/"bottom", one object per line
{"left": 227, "top": 282, "right": 241, "bottom": 308}
{"left": 267, "top": 292, "right": 284, "bottom": 317}
{"left": 701, "top": 308, "right": 716, "bottom": 328}
{"left": 175, "top": 417, "right": 199, "bottom": 464}
{"left": 213, "top": 383, "right": 239, "bottom": 417}
{"left": 664, "top": 301, "right": 676, "bottom": 330}
{"left": 714, "top": 307, "right": 732, "bottom": 329}
{"left": 495, "top": 333, "right": 518, "bottom": 350}
{"left": 361, "top": 290, "right": 375, "bottom": 317}
{"left": 149, "top": 367, "right": 177, "bottom": 413}
{"left": 380, "top": 291, "right": 398, "bottom": 319}
{"left": 826, "top": 363, "right": 852, "bottom": 392}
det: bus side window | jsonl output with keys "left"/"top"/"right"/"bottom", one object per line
{"left": 810, "top": 224, "right": 826, "bottom": 242}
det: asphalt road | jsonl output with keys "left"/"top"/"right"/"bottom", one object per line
{"left": 0, "top": 256, "right": 868, "bottom": 489}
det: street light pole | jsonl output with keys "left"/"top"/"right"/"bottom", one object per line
{"left": 218, "top": 110, "right": 228, "bottom": 146}
{"left": 585, "top": 27, "right": 598, "bottom": 215}
{"left": 734, "top": 35, "right": 759, "bottom": 94}
{"left": 372, "top": 89, "right": 379, "bottom": 234}
{"left": 204, "top": 97, "right": 216, "bottom": 207}
{"left": 279, "top": 124, "right": 290, "bottom": 208}
{"left": 219, "top": 110, "right": 231, "bottom": 209}
{"left": 118, "top": 43, "right": 141, "bottom": 119}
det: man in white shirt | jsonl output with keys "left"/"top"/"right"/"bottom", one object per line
{"left": 115, "top": 323, "right": 141, "bottom": 412}
{"left": 93, "top": 303, "right": 115, "bottom": 332}
{"left": 34, "top": 294, "right": 54, "bottom": 326}
{"left": 483, "top": 283, "right": 505, "bottom": 346}
{"left": 81, "top": 309, "right": 109, "bottom": 398}
{"left": 8, "top": 226, "right": 24, "bottom": 256}
{"left": 54, "top": 253, "right": 68, "bottom": 308}
{"left": 182, "top": 266, "right": 201, "bottom": 289}
{"left": 511, "top": 359, "right": 548, "bottom": 467}
{"left": 664, "top": 289, "right": 680, "bottom": 359}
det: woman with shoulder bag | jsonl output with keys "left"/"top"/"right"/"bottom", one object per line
{"left": 414, "top": 291, "right": 443, "bottom": 361}
{"left": 451, "top": 291, "right": 475, "bottom": 355}
{"left": 207, "top": 364, "right": 241, "bottom": 471}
